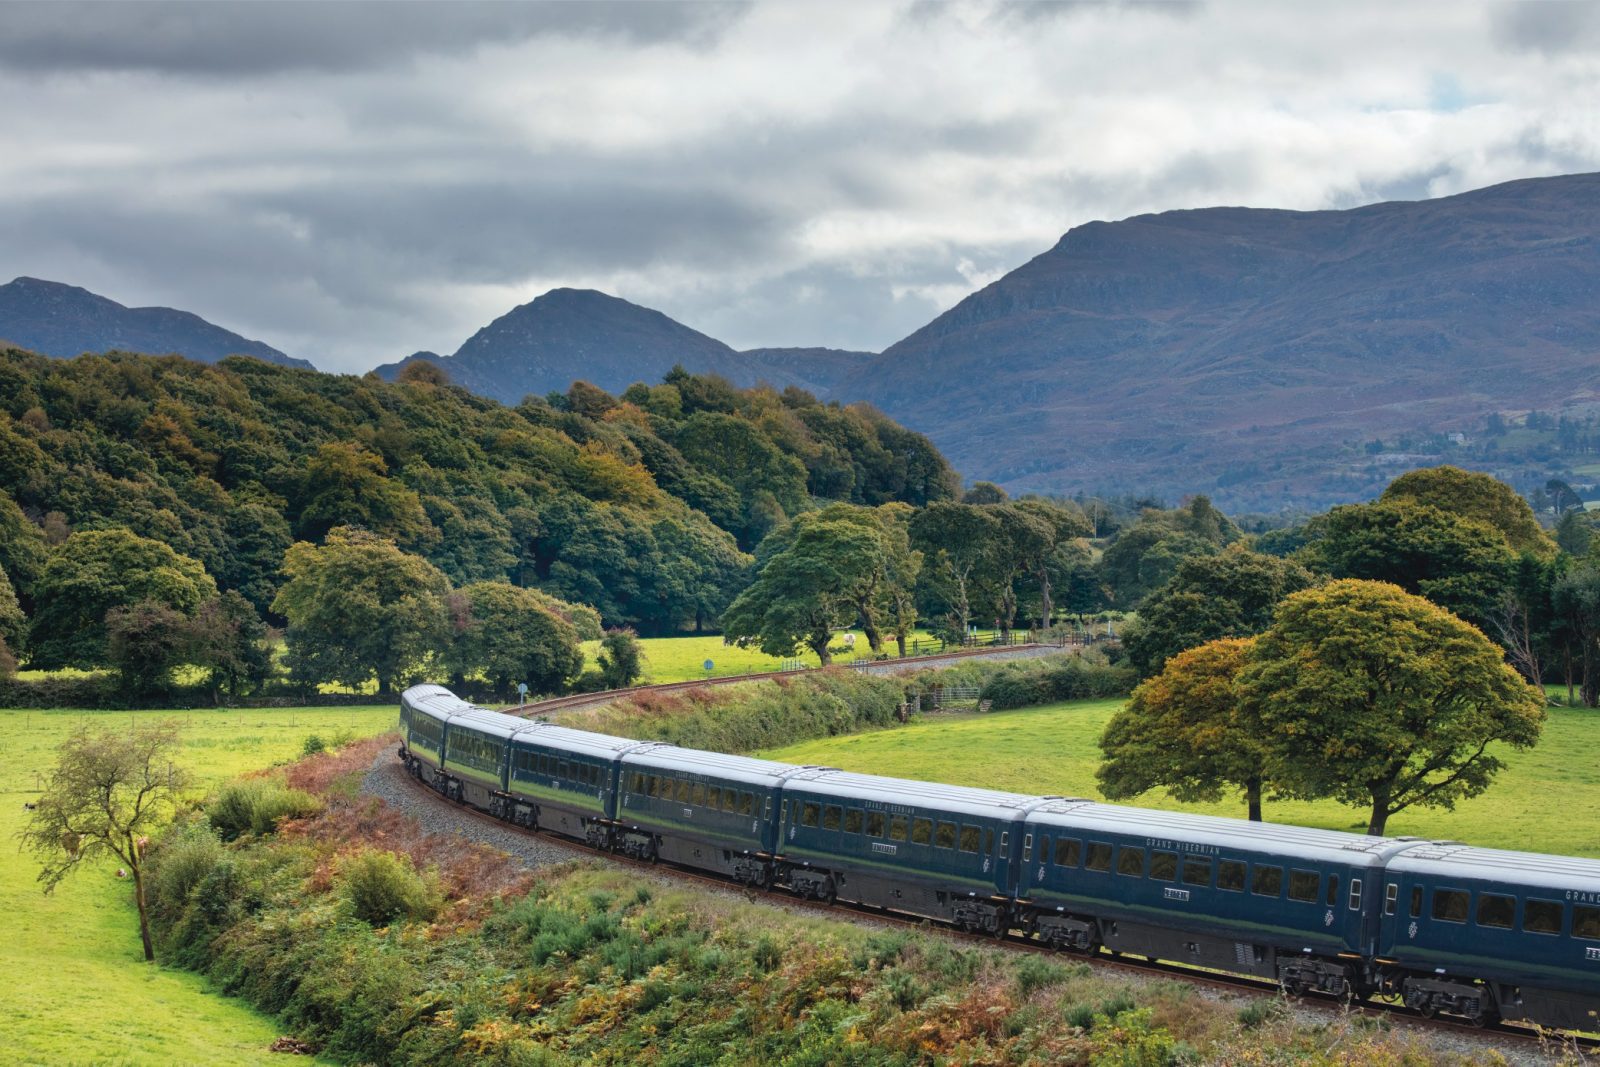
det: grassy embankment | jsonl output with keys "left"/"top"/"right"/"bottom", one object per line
{"left": 581, "top": 629, "right": 959, "bottom": 684}
{"left": 0, "top": 706, "right": 397, "bottom": 1066}
{"left": 762, "top": 698, "right": 1600, "bottom": 857}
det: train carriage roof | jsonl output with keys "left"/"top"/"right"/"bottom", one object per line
{"left": 401, "top": 683, "right": 473, "bottom": 720}
{"left": 791, "top": 768, "right": 1049, "bottom": 823}
{"left": 448, "top": 709, "right": 545, "bottom": 741}
{"left": 621, "top": 744, "right": 810, "bottom": 788}
{"left": 513, "top": 723, "right": 662, "bottom": 761}
{"left": 1026, "top": 800, "right": 1421, "bottom": 867}
{"left": 1385, "top": 843, "right": 1600, "bottom": 894}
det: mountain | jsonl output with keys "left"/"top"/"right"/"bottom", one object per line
{"left": 0, "top": 277, "right": 313, "bottom": 370}
{"left": 376, "top": 288, "right": 865, "bottom": 401}
{"left": 843, "top": 172, "right": 1600, "bottom": 508}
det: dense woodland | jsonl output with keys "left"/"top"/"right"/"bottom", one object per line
{"left": 4, "top": 344, "right": 1600, "bottom": 719}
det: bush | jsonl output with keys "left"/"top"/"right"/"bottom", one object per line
{"left": 337, "top": 849, "right": 440, "bottom": 926}
{"left": 208, "top": 778, "right": 322, "bottom": 840}
{"left": 301, "top": 734, "right": 327, "bottom": 757}
{"left": 147, "top": 821, "right": 226, "bottom": 922}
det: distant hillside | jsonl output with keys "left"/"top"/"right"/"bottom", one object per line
{"left": 376, "top": 288, "right": 867, "bottom": 400}
{"left": 844, "top": 172, "right": 1600, "bottom": 508}
{"left": 0, "top": 277, "right": 313, "bottom": 370}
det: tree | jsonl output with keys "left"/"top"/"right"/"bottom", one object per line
{"left": 189, "top": 591, "right": 275, "bottom": 701}
{"left": 21, "top": 720, "right": 190, "bottom": 961}
{"left": 722, "top": 515, "right": 884, "bottom": 665}
{"left": 1098, "top": 638, "right": 1268, "bottom": 820}
{"left": 961, "top": 481, "right": 1009, "bottom": 505}
{"left": 910, "top": 502, "right": 1002, "bottom": 639}
{"left": 1012, "top": 498, "right": 1094, "bottom": 628}
{"left": 273, "top": 527, "right": 451, "bottom": 696}
{"left": 1239, "top": 580, "right": 1546, "bottom": 836}
{"left": 1381, "top": 465, "right": 1556, "bottom": 558}
{"left": 444, "top": 581, "right": 583, "bottom": 699}
{"left": 1553, "top": 559, "right": 1600, "bottom": 707}
{"left": 597, "top": 628, "right": 644, "bottom": 688}
{"left": 797, "top": 503, "right": 921, "bottom": 655}
{"left": 106, "top": 600, "right": 194, "bottom": 696}
{"left": 28, "top": 528, "right": 217, "bottom": 670}
{"left": 0, "top": 488, "right": 47, "bottom": 598}
{"left": 1122, "top": 546, "right": 1316, "bottom": 677}
{"left": 0, "top": 565, "right": 25, "bottom": 661}
{"left": 294, "top": 442, "right": 437, "bottom": 549}
{"left": 1300, "top": 499, "right": 1515, "bottom": 628}
{"left": 1555, "top": 508, "right": 1596, "bottom": 557}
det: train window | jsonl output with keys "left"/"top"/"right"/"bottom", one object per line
{"left": 1348, "top": 878, "right": 1362, "bottom": 911}
{"left": 1410, "top": 887, "right": 1423, "bottom": 918}
{"left": 1055, "top": 838, "right": 1082, "bottom": 868}
{"left": 844, "top": 809, "right": 863, "bottom": 834}
{"left": 1431, "top": 889, "right": 1469, "bottom": 924}
{"left": 763, "top": 797, "right": 772, "bottom": 820}
{"left": 1150, "top": 851, "right": 1178, "bottom": 882}
{"left": 1384, "top": 883, "right": 1398, "bottom": 915}
{"left": 1182, "top": 856, "right": 1211, "bottom": 886}
{"left": 1022, "top": 833, "right": 1033, "bottom": 862}
{"left": 999, "top": 831, "right": 1009, "bottom": 854}
{"left": 630, "top": 773, "right": 646, "bottom": 793}
{"left": 656, "top": 776, "right": 670, "bottom": 799}
{"left": 516, "top": 752, "right": 535, "bottom": 775}
{"left": 691, "top": 783, "right": 706, "bottom": 806}
{"left": 984, "top": 828, "right": 995, "bottom": 855}
{"left": 801, "top": 802, "right": 821, "bottom": 827}
{"left": 912, "top": 818, "right": 933, "bottom": 845}
{"left": 1038, "top": 836, "right": 1050, "bottom": 860}
{"left": 705, "top": 786, "right": 721, "bottom": 810}
{"left": 824, "top": 806, "right": 843, "bottom": 831}
{"left": 959, "top": 826, "right": 981, "bottom": 854}
{"left": 742, "top": 792, "right": 756, "bottom": 816}
{"left": 867, "top": 812, "right": 886, "bottom": 838}
{"left": 1325, "top": 875, "right": 1340, "bottom": 907}
{"left": 1086, "top": 843, "right": 1113, "bottom": 873}
{"left": 538, "top": 754, "right": 551, "bottom": 775}
{"left": 1476, "top": 894, "right": 1515, "bottom": 930}
{"left": 1574, "top": 906, "right": 1600, "bottom": 941}
{"left": 889, "top": 815, "right": 909, "bottom": 842}
{"left": 557, "top": 760, "right": 569, "bottom": 781}
{"left": 1117, "top": 847, "right": 1146, "bottom": 877}
{"left": 721, "top": 789, "right": 737, "bottom": 812}
{"left": 1215, "top": 860, "right": 1244, "bottom": 892}
{"left": 1288, "top": 870, "right": 1319, "bottom": 903}
{"left": 676, "top": 779, "right": 692, "bottom": 803}
{"left": 1251, "top": 865, "right": 1282, "bottom": 897}
{"left": 1524, "top": 899, "right": 1562, "bottom": 935}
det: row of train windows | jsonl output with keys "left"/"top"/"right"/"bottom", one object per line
{"left": 1384, "top": 884, "right": 1600, "bottom": 939}
{"left": 1031, "top": 835, "right": 1352, "bottom": 906}
{"left": 513, "top": 751, "right": 604, "bottom": 787}
{"left": 795, "top": 802, "right": 997, "bottom": 856}
{"left": 410, "top": 717, "right": 443, "bottom": 745}
{"left": 448, "top": 734, "right": 500, "bottom": 768}
{"left": 628, "top": 772, "right": 759, "bottom": 817}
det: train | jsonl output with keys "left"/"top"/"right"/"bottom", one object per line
{"left": 397, "top": 684, "right": 1600, "bottom": 1032}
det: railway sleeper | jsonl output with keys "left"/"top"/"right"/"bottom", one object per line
{"left": 1402, "top": 976, "right": 1497, "bottom": 1025}
{"left": 1277, "top": 957, "right": 1356, "bottom": 998}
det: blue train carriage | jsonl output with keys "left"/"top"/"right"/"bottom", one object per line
{"left": 1376, "top": 843, "right": 1600, "bottom": 1029}
{"left": 506, "top": 725, "right": 658, "bottom": 849}
{"left": 777, "top": 768, "right": 1050, "bottom": 932}
{"left": 438, "top": 708, "right": 542, "bottom": 812}
{"left": 617, "top": 746, "right": 807, "bottom": 886}
{"left": 1020, "top": 801, "right": 1420, "bottom": 995}
{"left": 398, "top": 684, "right": 488, "bottom": 791}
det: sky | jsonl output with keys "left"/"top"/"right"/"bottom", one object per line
{"left": 1, "top": 1, "right": 1597, "bottom": 374}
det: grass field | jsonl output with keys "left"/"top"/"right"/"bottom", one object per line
{"left": 0, "top": 706, "right": 398, "bottom": 1066}
{"left": 582, "top": 629, "right": 956, "bottom": 684}
{"left": 760, "top": 698, "right": 1600, "bottom": 858}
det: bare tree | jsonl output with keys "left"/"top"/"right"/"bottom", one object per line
{"left": 19, "top": 720, "right": 189, "bottom": 961}
{"left": 1490, "top": 590, "right": 1542, "bottom": 687}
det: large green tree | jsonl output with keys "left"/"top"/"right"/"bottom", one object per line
{"left": 444, "top": 581, "right": 583, "bottom": 699}
{"left": 1239, "top": 579, "right": 1546, "bottom": 836}
{"left": 1381, "top": 465, "right": 1556, "bottom": 558}
{"left": 721, "top": 513, "right": 885, "bottom": 665}
{"left": 295, "top": 442, "right": 437, "bottom": 549}
{"left": 29, "top": 528, "right": 217, "bottom": 669}
{"left": 1299, "top": 499, "right": 1515, "bottom": 627}
{"left": 1098, "top": 638, "right": 1267, "bottom": 820}
{"left": 910, "top": 501, "right": 1003, "bottom": 639}
{"left": 1096, "top": 497, "right": 1239, "bottom": 608}
{"left": 1122, "top": 546, "right": 1316, "bottom": 677}
{"left": 273, "top": 527, "right": 451, "bottom": 696}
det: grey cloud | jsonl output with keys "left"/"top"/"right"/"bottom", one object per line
{"left": 1490, "top": 1, "right": 1600, "bottom": 55}
{"left": 0, "top": 1, "right": 747, "bottom": 76}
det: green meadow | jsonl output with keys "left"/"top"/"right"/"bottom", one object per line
{"left": 760, "top": 698, "right": 1600, "bottom": 858}
{"left": 0, "top": 706, "right": 397, "bottom": 1067}
{"left": 581, "top": 628, "right": 954, "bottom": 684}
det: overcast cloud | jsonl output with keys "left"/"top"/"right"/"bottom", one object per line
{"left": 1, "top": 0, "right": 1596, "bottom": 372}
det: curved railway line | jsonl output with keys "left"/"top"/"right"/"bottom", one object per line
{"left": 390, "top": 760, "right": 1594, "bottom": 1061}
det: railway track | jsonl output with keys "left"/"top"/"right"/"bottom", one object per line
{"left": 502, "top": 642, "right": 1067, "bottom": 719}
{"left": 393, "top": 762, "right": 1595, "bottom": 1061}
